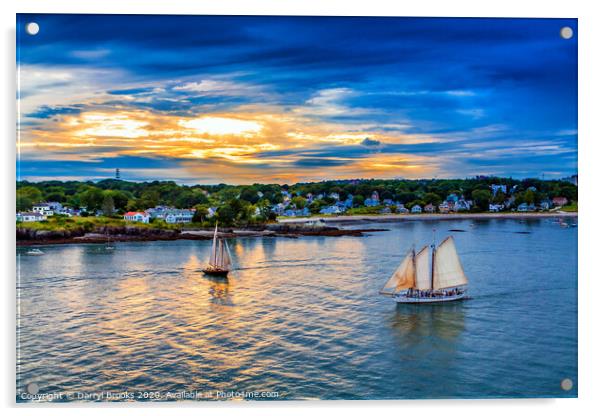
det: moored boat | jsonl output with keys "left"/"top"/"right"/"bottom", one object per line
{"left": 26, "top": 248, "right": 44, "bottom": 256}
{"left": 202, "top": 224, "right": 233, "bottom": 276}
{"left": 380, "top": 235, "right": 468, "bottom": 304}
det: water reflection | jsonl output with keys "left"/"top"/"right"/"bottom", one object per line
{"left": 16, "top": 219, "right": 577, "bottom": 400}
{"left": 390, "top": 303, "right": 466, "bottom": 342}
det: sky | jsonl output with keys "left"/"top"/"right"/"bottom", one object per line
{"left": 17, "top": 14, "right": 577, "bottom": 185}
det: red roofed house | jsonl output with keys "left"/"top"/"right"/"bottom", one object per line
{"left": 552, "top": 197, "right": 569, "bottom": 207}
{"left": 124, "top": 211, "right": 150, "bottom": 223}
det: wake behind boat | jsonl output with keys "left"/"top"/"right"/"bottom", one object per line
{"left": 380, "top": 235, "right": 468, "bottom": 303}
{"left": 202, "top": 224, "right": 233, "bottom": 277}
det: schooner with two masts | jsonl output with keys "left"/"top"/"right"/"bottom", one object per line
{"left": 202, "top": 223, "right": 233, "bottom": 277}
{"left": 380, "top": 235, "right": 469, "bottom": 303}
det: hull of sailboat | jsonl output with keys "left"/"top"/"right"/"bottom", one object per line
{"left": 202, "top": 268, "right": 229, "bottom": 277}
{"left": 393, "top": 292, "right": 467, "bottom": 304}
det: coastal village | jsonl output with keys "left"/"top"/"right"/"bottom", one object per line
{"left": 16, "top": 176, "right": 577, "bottom": 224}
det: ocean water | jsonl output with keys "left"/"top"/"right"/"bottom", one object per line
{"left": 16, "top": 218, "right": 578, "bottom": 401}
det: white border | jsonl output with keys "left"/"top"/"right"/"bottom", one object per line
{"left": 2, "top": 1, "right": 600, "bottom": 415}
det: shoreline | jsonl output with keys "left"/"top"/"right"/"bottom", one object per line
{"left": 277, "top": 211, "right": 578, "bottom": 224}
{"left": 16, "top": 212, "right": 577, "bottom": 247}
{"left": 16, "top": 227, "right": 389, "bottom": 247}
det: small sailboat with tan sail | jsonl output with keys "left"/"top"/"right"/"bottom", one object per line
{"left": 380, "top": 235, "right": 468, "bottom": 303}
{"left": 202, "top": 223, "right": 233, "bottom": 277}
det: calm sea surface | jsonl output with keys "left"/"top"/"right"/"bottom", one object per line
{"left": 16, "top": 218, "right": 578, "bottom": 401}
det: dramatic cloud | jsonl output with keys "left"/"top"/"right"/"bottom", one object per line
{"left": 16, "top": 14, "right": 577, "bottom": 183}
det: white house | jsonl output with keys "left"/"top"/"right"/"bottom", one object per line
{"left": 124, "top": 211, "right": 150, "bottom": 223}
{"left": 411, "top": 205, "right": 422, "bottom": 214}
{"left": 32, "top": 203, "right": 56, "bottom": 217}
{"left": 164, "top": 209, "right": 195, "bottom": 224}
{"left": 17, "top": 212, "right": 46, "bottom": 222}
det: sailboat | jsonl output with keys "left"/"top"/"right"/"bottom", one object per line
{"left": 380, "top": 235, "right": 468, "bottom": 303}
{"left": 202, "top": 224, "right": 233, "bottom": 276}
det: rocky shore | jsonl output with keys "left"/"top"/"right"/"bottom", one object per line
{"left": 16, "top": 224, "right": 388, "bottom": 246}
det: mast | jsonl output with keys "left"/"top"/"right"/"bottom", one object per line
{"left": 210, "top": 223, "right": 218, "bottom": 266}
{"left": 430, "top": 229, "right": 436, "bottom": 290}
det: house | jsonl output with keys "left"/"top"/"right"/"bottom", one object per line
{"left": 424, "top": 203, "right": 435, "bottom": 213}
{"left": 343, "top": 195, "right": 354, "bottom": 208}
{"left": 411, "top": 205, "right": 422, "bottom": 214}
{"left": 164, "top": 209, "right": 195, "bottom": 224}
{"left": 319, "top": 205, "right": 343, "bottom": 215}
{"left": 371, "top": 191, "right": 380, "bottom": 202}
{"left": 395, "top": 203, "right": 408, "bottom": 214}
{"left": 489, "top": 204, "right": 504, "bottom": 212}
{"left": 124, "top": 211, "right": 150, "bottom": 223}
{"left": 283, "top": 207, "right": 310, "bottom": 217}
{"left": 32, "top": 203, "right": 56, "bottom": 217}
{"left": 382, "top": 199, "right": 395, "bottom": 206}
{"left": 364, "top": 197, "right": 380, "bottom": 207}
{"left": 539, "top": 199, "right": 552, "bottom": 210}
{"left": 438, "top": 202, "right": 451, "bottom": 213}
{"left": 207, "top": 207, "right": 217, "bottom": 218}
{"left": 491, "top": 184, "right": 507, "bottom": 195}
{"left": 17, "top": 212, "right": 46, "bottom": 222}
{"left": 453, "top": 199, "right": 470, "bottom": 212}
{"left": 446, "top": 193, "right": 459, "bottom": 204}
{"left": 552, "top": 197, "right": 569, "bottom": 207}
{"left": 517, "top": 203, "right": 536, "bottom": 212}
{"left": 328, "top": 192, "right": 340, "bottom": 201}
{"left": 380, "top": 207, "right": 391, "bottom": 214}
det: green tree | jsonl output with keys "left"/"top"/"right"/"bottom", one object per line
{"left": 423, "top": 192, "right": 442, "bottom": 206}
{"left": 471, "top": 189, "right": 492, "bottom": 211}
{"left": 291, "top": 196, "right": 307, "bottom": 209}
{"left": 80, "top": 188, "right": 104, "bottom": 211}
{"left": 16, "top": 186, "right": 43, "bottom": 211}
{"left": 102, "top": 195, "right": 115, "bottom": 216}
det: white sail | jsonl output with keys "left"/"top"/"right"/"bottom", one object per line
{"left": 209, "top": 224, "right": 218, "bottom": 266}
{"left": 380, "top": 250, "right": 414, "bottom": 295}
{"left": 222, "top": 240, "right": 232, "bottom": 269}
{"left": 433, "top": 236, "right": 469, "bottom": 289}
{"left": 414, "top": 245, "right": 431, "bottom": 290}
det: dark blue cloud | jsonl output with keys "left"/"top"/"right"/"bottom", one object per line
{"left": 17, "top": 14, "right": 578, "bottom": 180}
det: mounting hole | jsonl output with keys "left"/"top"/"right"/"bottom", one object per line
{"left": 26, "top": 382, "right": 39, "bottom": 394}
{"left": 560, "top": 26, "right": 573, "bottom": 40}
{"left": 560, "top": 378, "right": 573, "bottom": 391}
{"left": 25, "top": 22, "right": 40, "bottom": 36}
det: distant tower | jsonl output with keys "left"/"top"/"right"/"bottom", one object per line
{"left": 115, "top": 168, "right": 121, "bottom": 180}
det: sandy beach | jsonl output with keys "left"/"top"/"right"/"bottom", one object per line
{"left": 278, "top": 211, "right": 578, "bottom": 225}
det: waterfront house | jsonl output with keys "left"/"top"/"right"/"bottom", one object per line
{"left": 382, "top": 199, "right": 395, "bottom": 206}
{"left": 489, "top": 203, "right": 504, "bottom": 212}
{"left": 364, "top": 197, "right": 379, "bottom": 207}
{"left": 17, "top": 211, "right": 46, "bottom": 222}
{"left": 552, "top": 197, "right": 569, "bottom": 207}
{"left": 164, "top": 209, "right": 195, "bottom": 224}
{"left": 539, "top": 199, "right": 552, "bottom": 210}
{"left": 32, "top": 203, "right": 56, "bottom": 217}
{"left": 319, "top": 205, "right": 343, "bottom": 215}
{"left": 124, "top": 211, "right": 150, "bottom": 223}
{"left": 395, "top": 203, "right": 409, "bottom": 214}
{"left": 517, "top": 203, "right": 536, "bottom": 212}
{"left": 438, "top": 202, "right": 451, "bottom": 213}
{"left": 424, "top": 203, "right": 435, "bottom": 213}
{"left": 329, "top": 192, "right": 340, "bottom": 201}
{"left": 453, "top": 199, "right": 470, "bottom": 212}
{"left": 411, "top": 205, "right": 422, "bottom": 214}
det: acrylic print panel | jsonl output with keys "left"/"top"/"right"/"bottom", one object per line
{"left": 16, "top": 14, "right": 578, "bottom": 402}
